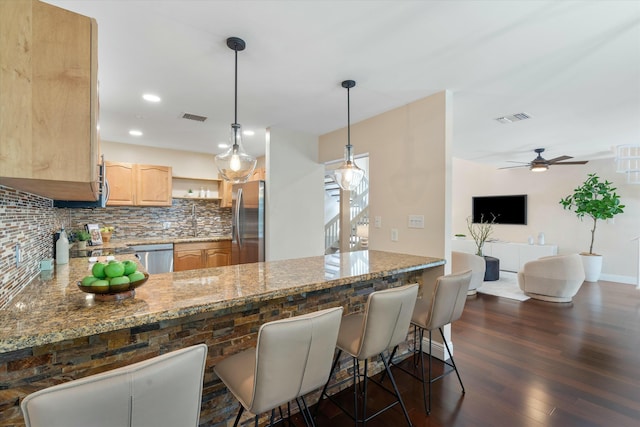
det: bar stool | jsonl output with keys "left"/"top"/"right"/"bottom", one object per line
{"left": 21, "top": 344, "right": 208, "bottom": 427}
{"left": 214, "top": 306, "right": 343, "bottom": 427}
{"left": 318, "top": 283, "right": 419, "bottom": 427}
{"left": 388, "top": 270, "right": 472, "bottom": 414}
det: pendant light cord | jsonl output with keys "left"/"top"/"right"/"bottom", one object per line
{"left": 234, "top": 44, "right": 238, "bottom": 126}
{"left": 346, "top": 86, "right": 351, "bottom": 150}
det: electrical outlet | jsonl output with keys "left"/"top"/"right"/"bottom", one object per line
{"left": 391, "top": 228, "right": 398, "bottom": 241}
{"left": 15, "top": 244, "right": 22, "bottom": 267}
{"left": 162, "top": 221, "right": 171, "bottom": 230}
{"left": 374, "top": 216, "right": 382, "bottom": 228}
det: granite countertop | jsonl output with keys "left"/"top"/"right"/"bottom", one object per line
{"left": 0, "top": 250, "right": 444, "bottom": 353}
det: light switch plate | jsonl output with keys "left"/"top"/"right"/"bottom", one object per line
{"left": 374, "top": 216, "right": 382, "bottom": 228}
{"left": 408, "top": 215, "right": 425, "bottom": 229}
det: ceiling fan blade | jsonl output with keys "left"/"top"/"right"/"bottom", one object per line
{"left": 505, "top": 161, "right": 531, "bottom": 164}
{"left": 498, "top": 165, "right": 529, "bottom": 170}
{"left": 547, "top": 155, "right": 572, "bottom": 163}
{"left": 554, "top": 161, "right": 589, "bottom": 165}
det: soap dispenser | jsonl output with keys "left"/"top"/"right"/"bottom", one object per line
{"left": 56, "top": 228, "right": 69, "bottom": 265}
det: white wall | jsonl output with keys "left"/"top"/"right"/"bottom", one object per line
{"left": 452, "top": 157, "right": 640, "bottom": 284}
{"left": 266, "top": 127, "right": 325, "bottom": 261}
{"left": 320, "top": 91, "right": 453, "bottom": 263}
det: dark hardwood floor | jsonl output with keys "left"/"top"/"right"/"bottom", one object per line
{"left": 277, "top": 279, "right": 640, "bottom": 427}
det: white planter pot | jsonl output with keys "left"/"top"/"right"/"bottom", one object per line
{"left": 580, "top": 254, "right": 603, "bottom": 282}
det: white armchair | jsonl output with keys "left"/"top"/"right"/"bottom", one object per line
{"left": 517, "top": 254, "right": 585, "bottom": 302}
{"left": 452, "top": 251, "right": 486, "bottom": 295}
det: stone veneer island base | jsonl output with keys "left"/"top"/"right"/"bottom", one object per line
{"left": 0, "top": 250, "right": 444, "bottom": 426}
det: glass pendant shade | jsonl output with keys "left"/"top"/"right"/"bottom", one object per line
{"left": 334, "top": 145, "right": 365, "bottom": 191}
{"left": 530, "top": 163, "right": 548, "bottom": 172}
{"left": 216, "top": 123, "right": 256, "bottom": 183}
{"left": 215, "top": 36, "right": 256, "bottom": 183}
{"left": 332, "top": 79, "right": 364, "bottom": 191}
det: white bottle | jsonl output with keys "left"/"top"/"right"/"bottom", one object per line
{"left": 537, "top": 232, "right": 545, "bottom": 246}
{"left": 199, "top": 187, "right": 205, "bottom": 198}
{"left": 56, "top": 228, "right": 69, "bottom": 265}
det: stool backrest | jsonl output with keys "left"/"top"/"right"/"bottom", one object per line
{"left": 357, "top": 283, "right": 419, "bottom": 360}
{"left": 21, "top": 343, "right": 208, "bottom": 427}
{"left": 251, "top": 306, "right": 343, "bottom": 415}
{"left": 420, "top": 270, "right": 472, "bottom": 330}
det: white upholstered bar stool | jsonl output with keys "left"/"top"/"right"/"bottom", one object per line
{"left": 214, "top": 306, "right": 343, "bottom": 427}
{"left": 318, "top": 283, "right": 419, "bottom": 427}
{"left": 21, "top": 343, "right": 208, "bottom": 427}
{"left": 388, "top": 270, "right": 472, "bottom": 414}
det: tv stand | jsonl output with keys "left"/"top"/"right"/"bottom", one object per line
{"left": 451, "top": 239, "right": 558, "bottom": 272}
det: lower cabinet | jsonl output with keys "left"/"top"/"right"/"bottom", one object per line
{"left": 174, "top": 241, "right": 231, "bottom": 272}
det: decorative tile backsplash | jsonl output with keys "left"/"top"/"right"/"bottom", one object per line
{"left": 0, "top": 186, "right": 66, "bottom": 309}
{"left": 68, "top": 199, "right": 232, "bottom": 241}
{"left": 0, "top": 186, "right": 232, "bottom": 308}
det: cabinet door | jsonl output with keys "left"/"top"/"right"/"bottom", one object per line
{"left": 105, "top": 162, "right": 135, "bottom": 206}
{"left": 173, "top": 250, "right": 204, "bottom": 272}
{"left": 220, "top": 180, "right": 233, "bottom": 208}
{"left": 0, "top": 0, "right": 99, "bottom": 200}
{"left": 250, "top": 167, "right": 265, "bottom": 181}
{"left": 204, "top": 249, "right": 231, "bottom": 268}
{"left": 136, "top": 164, "right": 172, "bottom": 206}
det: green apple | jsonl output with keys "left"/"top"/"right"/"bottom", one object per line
{"left": 109, "top": 276, "right": 130, "bottom": 285}
{"left": 91, "top": 262, "right": 107, "bottom": 279}
{"left": 91, "top": 279, "right": 109, "bottom": 287}
{"left": 128, "top": 271, "right": 145, "bottom": 283}
{"left": 81, "top": 276, "right": 98, "bottom": 286}
{"left": 122, "top": 260, "right": 137, "bottom": 275}
{"left": 104, "top": 261, "right": 125, "bottom": 278}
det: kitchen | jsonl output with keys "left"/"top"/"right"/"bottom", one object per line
{"left": 0, "top": 1, "right": 450, "bottom": 425}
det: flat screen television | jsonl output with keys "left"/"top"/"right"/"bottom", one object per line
{"left": 472, "top": 194, "right": 527, "bottom": 225}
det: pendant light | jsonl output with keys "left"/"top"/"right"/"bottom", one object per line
{"left": 215, "top": 37, "right": 257, "bottom": 183}
{"left": 332, "top": 80, "right": 365, "bottom": 191}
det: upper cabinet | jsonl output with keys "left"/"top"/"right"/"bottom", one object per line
{"left": 0, "top": 0, "right": 100, "bottom": 201}
{"left": 219, "top": 167, "right": 265, "bottom": 208}
{"left": 106, "top": 162, "right": 172, "bottom": 206}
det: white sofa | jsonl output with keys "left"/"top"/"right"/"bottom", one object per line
{"left": 452, "top": 251, "right": 486, "bottom": 295}
{"left": 517, "top": 254, "right": 585, "bottom": 302}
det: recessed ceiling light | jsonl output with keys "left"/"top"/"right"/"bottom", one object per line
{"left": 142, "top": 93, "right": 161, "bottom": 103}
{"left": 243, "top": 130, "right": 255, "bottom": 136}
{"left": 129, "top": 130, "right": 143, "bottom": 136}
{"left": 218, "top": 143, "right": 229, "bottom": 149}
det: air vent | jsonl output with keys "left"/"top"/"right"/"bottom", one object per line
{"left": 181, "top": 112, "right": 207, "bottom": 122}
{"left": 495, "top": 112, "right": 531, "bottom": 124}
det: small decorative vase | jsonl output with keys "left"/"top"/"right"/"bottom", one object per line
{"left": 101, "top": 232, "right": 112, "bottom": 243}
{"left": 77, "top": 240, "right": 87, "bottom": 250}
{"left": 528, "top": 236, "right": 534, "bottom": 245}
{"left": 537, "top": 232, "right": 545, "bottom": 245}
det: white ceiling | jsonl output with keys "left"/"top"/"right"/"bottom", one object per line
{"left": 47, "top": 0, "right": 640, "bottom": 169}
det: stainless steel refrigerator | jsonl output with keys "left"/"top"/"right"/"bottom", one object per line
{"left": 231, "top": 180, "right": 265, "bottom": 264}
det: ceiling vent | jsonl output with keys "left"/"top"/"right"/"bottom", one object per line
{"left": 495, "top": 112, "right": 531, "bottom": 124}
{"left": 181, "top": 112, "right": 207, "bottom": 122}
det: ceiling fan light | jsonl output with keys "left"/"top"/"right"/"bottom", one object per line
{"left": 530, "top": 163, "right": 548, "bottom": 172}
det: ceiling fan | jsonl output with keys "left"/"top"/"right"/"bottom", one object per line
{"left": 500, "top": 148, "right": 588, "bottom": 172}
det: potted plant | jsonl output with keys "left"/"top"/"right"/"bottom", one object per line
{"left": 466, "top": 214, "right": 496, "bottom": 256}
{"left": 559, "top": 173, "right": 625, "bottom": 281}
{"left": 74, "top": 230, "right": 91, "bottom": 249}
{"left": 100, "top": 226, "right": 115, "bottom": 243}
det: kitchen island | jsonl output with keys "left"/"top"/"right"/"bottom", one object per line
{"left": 0, "top": 250, "right": 444, "bottom": 426}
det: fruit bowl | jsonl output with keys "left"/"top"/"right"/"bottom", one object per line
{"left": 77, "top": 272, "right": 149, "bottom": 297}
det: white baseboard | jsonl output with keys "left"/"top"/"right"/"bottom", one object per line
{"left": 421, "top": 337, "right": 452, "bottom": 361}
{"left": 599, "top": 273, "right": 637, "bottom": 285}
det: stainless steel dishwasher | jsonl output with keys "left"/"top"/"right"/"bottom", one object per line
{"left": 132, "top": 243, "right": 174, "bottom": 274}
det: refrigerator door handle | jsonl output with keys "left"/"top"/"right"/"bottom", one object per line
{"left": 235, "top": 187, "right": 243, "bottom": 248}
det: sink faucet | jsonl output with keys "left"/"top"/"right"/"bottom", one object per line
{"left": 191, "top": 203, "right": 197, "bottom": 237}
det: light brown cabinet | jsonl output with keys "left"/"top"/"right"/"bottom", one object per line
{"left": 219, "top": 167, "right": 265, "bottom": 208}
{"left": 0, "top": 0, "right": 100, "bottom": 201}
{"left": 105, "top": 162, "right": 172, "bottom": 206}
{"left": 174, "top": 241, "right": 231, "bottom": 272}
